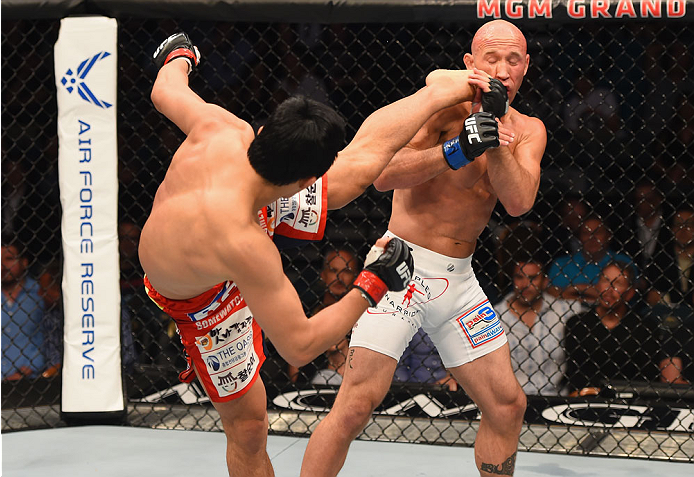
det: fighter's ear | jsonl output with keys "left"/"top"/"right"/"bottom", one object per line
{"left": 524, "top": 54, "right": 530, "bottom": 75}
{"left": 463, "top": 53, "right": 474, "bottom": 70}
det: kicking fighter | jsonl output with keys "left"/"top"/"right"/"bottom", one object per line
{"left": 301, "top": 20, "right": 546, "bottom": 477}
{"left": 139, "top": 33, "right": 498, "bottom": 477}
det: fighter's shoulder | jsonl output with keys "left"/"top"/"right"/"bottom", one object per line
{"left": 210, "top": 216, "right": 279, "bottom": 275}
{"left": 510, "top": 108, "right": 546, "bottom": 134}
{"left": 189, "top": 106, "right": 255, "bottom": 145}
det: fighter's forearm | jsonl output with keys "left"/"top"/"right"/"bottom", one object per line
{"left": 326, "top": 73, "right": 476, "bottom": 208}
{"left": 373, "top": 145, "right": 449, "bottom": 191}
{"left": 486, "top": 147, "right": 539, "bottom": 216}
{"left": 288, "top": 290, "right": 368, "bottom": 366}
{"left": 150, "top": 60, "right": 206, "bottom": 135}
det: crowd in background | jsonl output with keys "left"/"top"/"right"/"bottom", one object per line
{"left": 2, "top": 20, "right": 693, "bottom": 400}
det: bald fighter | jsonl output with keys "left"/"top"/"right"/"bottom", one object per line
{"left": 139, "top": 33, "right": 499, "bottom": 477}
{"left": 301, "top": 20, "right": 546, "bottom": 477}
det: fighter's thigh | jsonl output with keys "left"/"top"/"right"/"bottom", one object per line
{"left": 195, "top": 363, "right": 268, "bottom": 437}
{"left": 333, "top": 347, "right": 398, "bottom": 412}
{"left": 448, "top": 344, "right": 523, "bottom": 412}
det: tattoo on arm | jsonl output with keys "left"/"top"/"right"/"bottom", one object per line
{"left": 480, "top": 452, "right": 516, "bottom": 475}
{"left": 348, "top": 349, "right": 355, "bottom": 369}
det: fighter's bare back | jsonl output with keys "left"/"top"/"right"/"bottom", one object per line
{"left": 139, "top": 116, "right": 265, "bottom": 300}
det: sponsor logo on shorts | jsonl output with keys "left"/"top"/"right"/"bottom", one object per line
{"left": 297, "top": 209, "right": 318, "bottom": 228}
{"left": 215, "top": 352, "right": 258, "bottom": 396}
{"left": 187, "top": 281, "right": 241, "bottom": 324}
{"left": 207, "top": 355, "right": 220, "bottom": 371}
{"left": 457, "top": 300, "right": 503, "bottom": 348}
{"left": 366, "top": 275, "right": 449, "bottom": 316}
{"left": 195, "top": 313, "right": 253, "bottom": 352}
{"left": 203, "top": 328, "right": 254, "bottom": 372}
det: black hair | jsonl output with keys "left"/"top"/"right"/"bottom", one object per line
{"left": 247, "top": 96, "right": 346, "bottom": 186}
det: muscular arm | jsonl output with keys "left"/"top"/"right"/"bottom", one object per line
{"left": 326, "top": 69, "right": 476, "bottom": 209}
{"left": 151, "top": 59, "right": 251, "bottom": 137}
{"left": 373, "top": 106, "right": 462, "bottom": 191}
{"left": 226, "top": 231, "right": 371, "bottom": 367}
{"left": 485, "top": 116, "right": 546, "bottom": 216}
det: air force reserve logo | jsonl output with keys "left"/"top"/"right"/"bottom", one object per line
{"left": 59, "top": 51, "right": 113, "bottom": 108}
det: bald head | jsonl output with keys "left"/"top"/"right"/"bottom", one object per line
{"left": 464, "top": 20, "right": 529, "bottom": 103}
{"left": 471, "top": 20, "right": 527, "bottom": 56}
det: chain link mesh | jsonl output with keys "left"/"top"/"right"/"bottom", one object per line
{"left": 2, "top": 17, "right": 693, "bottom": 461}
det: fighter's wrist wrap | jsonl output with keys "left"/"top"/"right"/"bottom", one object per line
{"left": 442, "top": 136, "right": 473, "bottom": 170}
{"left": 351, "top": 238, "right": 414, "bottom": 308}
{"left": 153, "top": 32, "right": 201, "bottom": 75}
{"left": 164, "top": 49, "right": 198, "bottom": 74}
{"left": 353, "top": 270, "right": 389, "bottom": 307}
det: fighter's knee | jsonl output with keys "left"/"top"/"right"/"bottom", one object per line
{"left": 333, "top": 393, "right": 379, "bottom": 432}
{"left": 499, "top": 388, "right": 527, "bottom": 425}
{"left": 225, "top": 415, "right": 268, "bottom": 454}
{"left": 480, "top": 386, "right": 526, "bottom": 427}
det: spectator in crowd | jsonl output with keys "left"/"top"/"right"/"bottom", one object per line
{"left": 38, "top": 261, "right": 63, "bottom": 378}
{"left": 643, "top": 206, "right": 694, "bottom": 306}
{"left": 38, "top": 259, "right": 138, "bottom": 376}
{"left": 621, "top": 180, "right": 667, "bottom": 280}
{"left": 496, "top": 254, "right": 582, "bottom": 396}
{"left": 563, "top": 69, "right": 623, "bottom": 148}
{"left": 555, "top": 195, "right": 589, "bottom": 257}
{"left": 289, "top": 248, "right": 359, "bottom": 386}
{"left": 657, "top": 296, "right": 694, "bottom": 385}
{"left": 548, "top": 214, "right": 633, "bottom": 303}
{"left": 394, "top": 328, "right": 450, "bottom": 388}
{"left": 1, "top": 239, "right": 45, "bottom": 380}
{"left": 1, "top": 159, "right": 61, "bottom": 266}
{"left": 564, "top": 261, "right": 660, "bottom": 394}
{"left": 494, "top": 220, "right": 544, "bottom": 295}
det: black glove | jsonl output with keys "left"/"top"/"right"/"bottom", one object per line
{"left": 153, "top": 32, "right": 201, "bottom": 74}
{"left": 352, "top": 238, "right": 414, "bottom": 307}
{"left": 442, "top": 112, "right": 500, "bottom": 170}
{"left": 481, "top": 78, "right": 509, "bottom": 118}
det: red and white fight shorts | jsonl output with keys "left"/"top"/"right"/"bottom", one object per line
{"left": 145, "top": 276, "right": 265, "bottom": 402}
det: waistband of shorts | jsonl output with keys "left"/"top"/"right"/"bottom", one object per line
{"left": 384, "top": 231, "right": 473, "bottom": 274}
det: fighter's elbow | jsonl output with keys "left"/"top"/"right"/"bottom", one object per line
{"left": 283, "top": 348, "right": 313, "bottom": 368}
{"left": 372, "top": 174, "right": 394, "bottom": 192}
{"left": 150, "top": 81, "right": 170, "bottom": 113}
{"left": 503, "top": 199, "right": 534, "bottom": 217}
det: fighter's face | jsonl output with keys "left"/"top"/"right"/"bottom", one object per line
{"left": 465, "top": 36, "right": 529, "bottom": 104}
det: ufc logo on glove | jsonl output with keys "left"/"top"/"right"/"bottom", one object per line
{"left": 465, "top": 116, "right": 481, "bottom": 143}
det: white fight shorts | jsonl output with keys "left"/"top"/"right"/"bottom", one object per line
{"left": 350, "top": 232, "right": 507, "bottom": 368}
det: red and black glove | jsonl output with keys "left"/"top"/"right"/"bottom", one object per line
{"left": 352, "top": 238, "right": 414, "bottom": 307}
{"left": 153, "top": 32, "right": 201, "bottom": 75}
